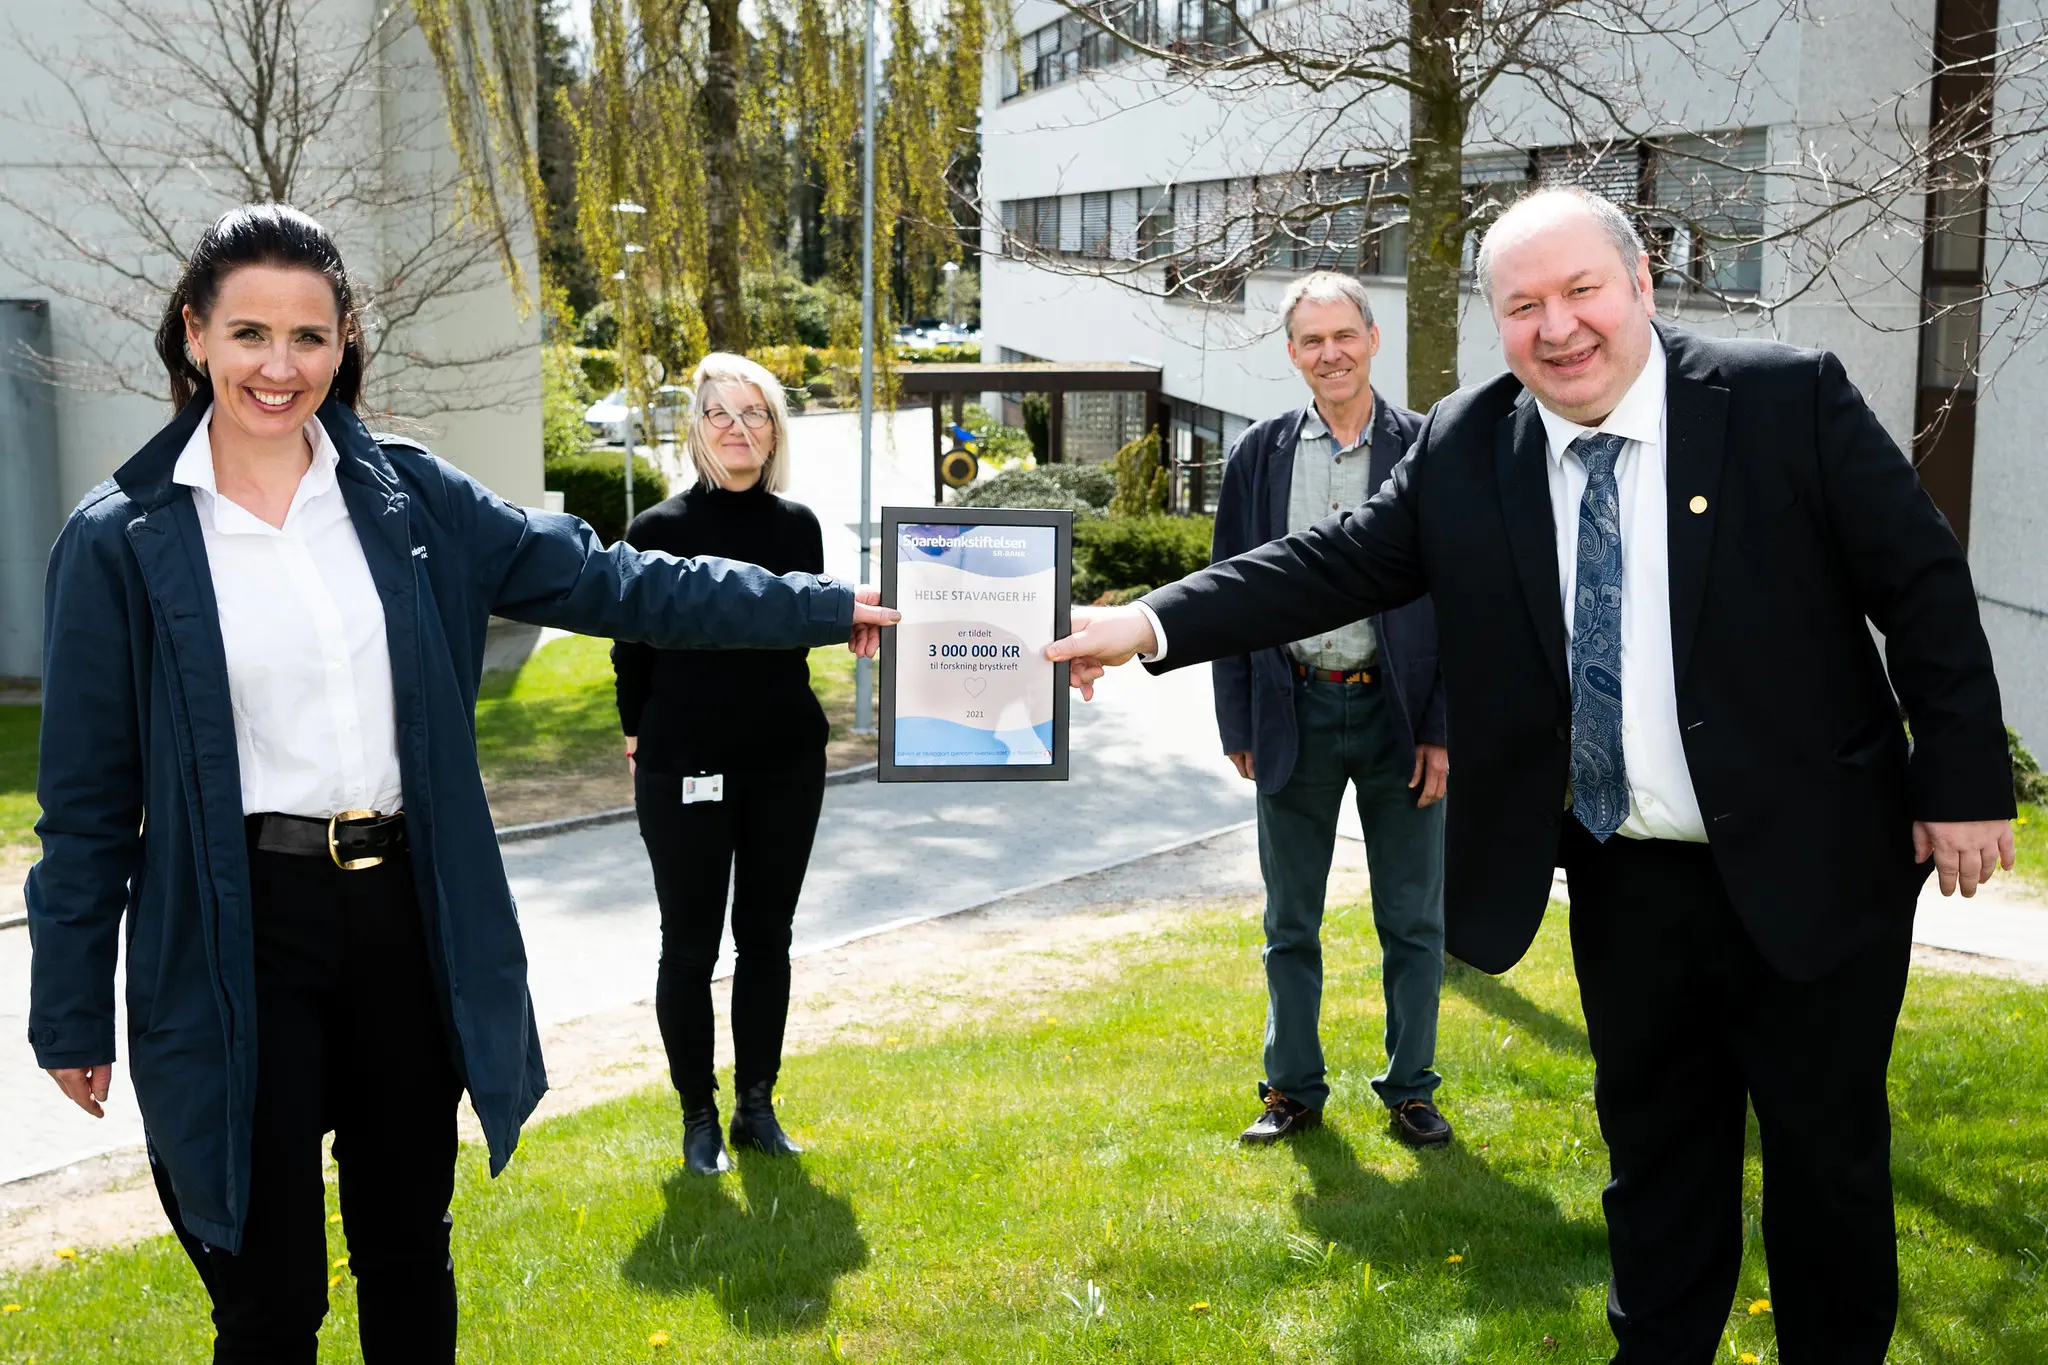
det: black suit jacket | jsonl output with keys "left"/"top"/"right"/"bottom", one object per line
{"left": 1145, "top": 324, "right": 2013, "bottom": 982}
{"left": 1209, "top": 393, "right": 1444, "bottom": 794}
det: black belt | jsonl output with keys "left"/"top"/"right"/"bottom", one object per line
{"left": 249, "top": 810, "right": 407, "bottom": 870}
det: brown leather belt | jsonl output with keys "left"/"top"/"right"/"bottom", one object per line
{"left": 1293, "top": 662, "right": 1376, "bottom": 685}
{"left": 249, "top": 811, "right": 407, "bottom": 870}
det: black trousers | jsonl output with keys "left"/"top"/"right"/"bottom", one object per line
{"left": 1560, "top": 822, "right": 1912, "bottom": 1365}
{"left": 153, "top": 828, "right": 464, "bottom": 1365}
{"left": 634, "top": 752, "right": 827, "bottom": 1101}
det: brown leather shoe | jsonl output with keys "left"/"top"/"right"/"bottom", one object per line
{"left": 1240, "top": 1088, "right": 1321, "bottom": 1144}
{"left": 1390, "top": 1098, "right": 1453, "bottom": 1148}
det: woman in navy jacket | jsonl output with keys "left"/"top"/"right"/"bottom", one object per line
{"left": 24, "top": 204, "right": 891, "bottom": 1363}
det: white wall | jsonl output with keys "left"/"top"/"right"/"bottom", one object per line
{"left": 1967, "top": 0, "right": 2048, "bottom": 753}
{"left": 0, "top": 0, "right": 541, "bottom": 514}
{"left": 981, "top": 0, "right": 1930, "bottom": 446}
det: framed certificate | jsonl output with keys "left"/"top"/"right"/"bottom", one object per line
{"left": 878, "top": 506, "right": 1072, "bottom": 782}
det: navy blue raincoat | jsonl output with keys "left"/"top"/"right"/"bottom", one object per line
{"left": 25, "top": 395, "right": 855, "bottom": 1252}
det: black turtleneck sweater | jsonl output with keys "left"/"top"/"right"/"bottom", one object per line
{"left": 612, "top": 480, "right": 829, "bottom": 773}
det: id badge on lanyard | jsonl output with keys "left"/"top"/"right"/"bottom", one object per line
{"left": 682, "top": 774, "right": 725, "bottom": 804}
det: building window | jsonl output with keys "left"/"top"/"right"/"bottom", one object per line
{"left": 1079, "top": 190, "right": 1112, "bottom": 258}
{"left": 1276, "top": 168, "right": 1409, "bottom": 276}
{"left": 1003, "top": 197, "right": 1062, "bottom": 256}
{"left": 1162, "top": 178, "right": 1251, "bottom": 304}
{"left": 1004, "top": 0, "right": 1161, "bottom": 100}
{"left": 1003, "top": 0, "right": 1276, "bottom": 100}
{"left": 1647, "top": 130, "right": 1767, "bottom": 296}
{"left": 1169, "top": 400, "right": 1247, "bottom": 514}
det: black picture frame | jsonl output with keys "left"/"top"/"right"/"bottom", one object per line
{"left": 878, "top": 505, "right": 1072, "bottom": 783}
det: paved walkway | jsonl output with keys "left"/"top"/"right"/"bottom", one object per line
{"left": 6, "top": 405, "right": 2047, "bottom": 1186}
{"left": 0, "top": 660, "right": 1254, "bottom": 1185}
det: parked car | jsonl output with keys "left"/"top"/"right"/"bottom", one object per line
{"left": 583, "top": 384, "right": 693, "bottom": 444}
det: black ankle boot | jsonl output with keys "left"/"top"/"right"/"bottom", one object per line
{"left": 681, "top": 1095, "right": 731, "bottom": 1174}
{"left": 728, "top": 1080, "right": 802, "bottom": 1156}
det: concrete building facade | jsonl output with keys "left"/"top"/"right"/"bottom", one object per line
{"left": 0, "top": 0, "right": 541, "bottom": 678}
{"left": 980, "top": 0, "right": 2048, "bottom": 751}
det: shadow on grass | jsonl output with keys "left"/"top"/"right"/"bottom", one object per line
{"left": 621, "top": 1153, "right": 868, "bottom": 1334}
{"left": 1891, "top": 1159, "right": 2048, "bottom": 1361}
{"left": 1443, "top": 961, "right": 1592, "bottom": 1059}
{"left": 1289, "top": 1125, "right": 1609, "bottom": 1318}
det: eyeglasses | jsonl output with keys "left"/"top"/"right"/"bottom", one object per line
{"left": 703, "top": 406, "right": 772, "bottom": 431}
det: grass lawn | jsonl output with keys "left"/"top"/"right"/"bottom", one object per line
{"left": 4, "top": 902, "right": 2044, "bottom": 1363}
{"left": 473, "top": 635, "right": 863, "bottom": 780}
{"left": 0, "top": 706, "right": 37, "bottom": 861}
{"left": 2017, "top": 802, "right": 2045, "bottom": 893}
{"left": 0, "top": 639, "right": 871, "bottom": 848}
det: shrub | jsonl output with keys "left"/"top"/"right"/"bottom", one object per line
{"left": 576, "top": 347, "right": 620, "bottom": 395}
{"left": 542, "top": 345, "right": 594, "bottom": 466}
{"left": 545, "top": 449, "right": 670, "bottom": 546}
{"left": 957, "top": 402, "right": 1034, "bottom": 469}
{"left": 1108, "top": 429, "right": 1168, "bottom": 519}
{"left": 575, "top": 294, "right": 703, "bottom": 382}
{"left": 2013, "top": 726, "right": 2048, "bottom": 806}
{"left": 744, "top": 271, "right": 854, "bottom": 348}
{"left": 1072, "top": 514, "right": 1213, "bottom": 603}
{"left": 747, "top": 344, "right": 810, "bottom": 389}
{"left": 955, "top": 464, "right": 1115, "bottom": 517}
{"left": 576, "top": 302, "right": 619, "bottom": 350}
{"left": 898, "top": 341, "right": 982, "bottom": 363}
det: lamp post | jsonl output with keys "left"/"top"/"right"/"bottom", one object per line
{"left": 941, "top": 259, "right": 959, "bottom": 329}
{"left": 853, "top": 0, "right": 879, "bottom": 736}
{"left": 612, "top": 200, "right": 648, "bottom": 528}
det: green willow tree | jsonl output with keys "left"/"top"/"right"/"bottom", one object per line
{"left": 416, "top": 0, "right": 982, "bottom": 379}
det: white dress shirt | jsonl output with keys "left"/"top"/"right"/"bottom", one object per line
{"left": 173, "top": 408, "right": 405, "bottom": 819}
{"left": 1534, "top": 335, "right": 1706, "bottom": 842}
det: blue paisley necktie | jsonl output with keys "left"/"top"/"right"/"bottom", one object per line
{"left": 1569, "top": 431, "right": 1629, "bottom": 840}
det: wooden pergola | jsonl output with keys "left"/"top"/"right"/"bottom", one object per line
{"left": 893, "top": 362, "right": 1165, "bottom": 500}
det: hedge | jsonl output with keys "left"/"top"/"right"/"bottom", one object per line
{"left": 1073, "top": 514, "right": 1214, "bottom": 604}
{"left": 545, "top": 450, "right": 671, "bottom": 546}
{"left": 955, "top": 464, "right": 1115, "bottom": 516}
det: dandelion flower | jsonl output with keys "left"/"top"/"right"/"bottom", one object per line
{"left": 1188, "top": 1301, "right": 1210, "bottom": 1316}
{"left": 1446, "top": 1254, "right": 1463, "bottom": 1265}
{"left": 885, "top": 1036, "right": 901, "bottom": 1045}
{"left": 1748, "top": 1298, "right": 1771, "bottom": 1315}
{"left": 329, "top": 1213, "right": 343, "bottom": 1225}
{"left": 53, "top": 1248, "right": 77, "bottom": 1261}
{"left": 329, "top": 1274, "right": 344, "bottom": 1289}
{"left": 333, "top": 1255, "right": 349, "bottom": 1271}
{"left": 1, "top": 1304, "right": 21, "bottom": 1314}
{"left": 649, "top": 1330, "right": 671, "bottom": 1348}
{"left": 1740, "top": 1354, "right": 1758, "bottom": 1364}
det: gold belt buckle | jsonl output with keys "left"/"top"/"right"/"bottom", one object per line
{"left": 328, "top": 809, "right": 385, "bottom": 871}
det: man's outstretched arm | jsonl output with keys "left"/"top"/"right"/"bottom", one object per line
{"left": 1049, "top": 426, "right": 1432, "bottom": 694}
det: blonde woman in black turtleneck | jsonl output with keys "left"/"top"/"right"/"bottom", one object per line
{"left": 613, "top": 352, "right": 828, "bottom": 1175}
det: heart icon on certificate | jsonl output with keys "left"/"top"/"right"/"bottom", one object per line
{"left": 962, "top": 675, "right": 987, "bottom": 698}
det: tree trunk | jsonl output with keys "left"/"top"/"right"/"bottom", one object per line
{"left": 1405, "top": 0, "right": 1469, "bottom": 410}
{"left": 700, "top": 0, "right": 749, "bottom": 352}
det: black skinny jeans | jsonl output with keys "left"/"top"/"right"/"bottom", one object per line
{"left": 634, "top": 752, "right": 826, "bottom": 1102}
{"left": 152, "top": 827, "right": 463, "bottom": 1365}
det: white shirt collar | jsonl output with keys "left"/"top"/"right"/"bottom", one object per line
{"left": 1534, "top": 331, "right": 1667, "bottom": 465}
{"left": 172, "top": 404, "right": 341, "bottom": 534}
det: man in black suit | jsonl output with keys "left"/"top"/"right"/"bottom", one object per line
{"left": 1210, "top": 271, "right": 1455, "bottom": 1149}
{"left": 1049, "top": 187, "right": 2016, "bottom": 1362}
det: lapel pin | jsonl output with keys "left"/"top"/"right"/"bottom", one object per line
{"left": 1689, "top": 495, "right": 1708, "bottom": 514}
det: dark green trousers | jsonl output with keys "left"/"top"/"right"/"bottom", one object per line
{"left": 1255, "top": 675, "right": 1447, "bottom": 1111}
